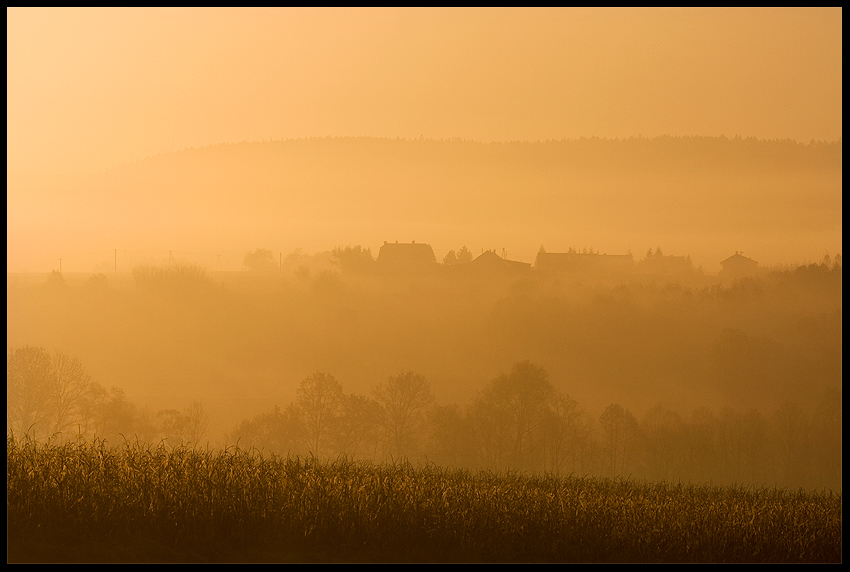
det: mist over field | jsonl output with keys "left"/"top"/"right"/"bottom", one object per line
{"left": 6, "top": 229, "right": 842, "bottom": 491}
{"left": 6, "top": 12, "right": 842, "bottom": 562}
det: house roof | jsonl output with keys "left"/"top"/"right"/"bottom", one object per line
{"left": 376, "top": 241, "right": 437, "bottom": 264}
{"left": 720, "top": 252, "right": 758, "bottom": 266}
{"left": 470, "top": 250, "right": 531, "bottom": 271}
{"left": 443, "top": 249, "right": 531, "bottom": 276}
{"left": 535, "top": 251, "right": 633, "bottom": 271}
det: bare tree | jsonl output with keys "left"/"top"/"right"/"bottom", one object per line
{"left": 96, "top": 387, "right": 137, "bottom": 444}
{"left": 7, "top": 346, "right": 54, "bottom": 439}
{"left": 51, "top": 350, "right": 94, "bottom": 436}
{"left": 716, "top": 407, "right": 766, "bottom": 484}
{"left": 296, "top": 372, "right": 344, "bottom": 456}
{"left": 599, "top": 403, "right": 639, "bottom": 479}
{"left": 332, "top": 393, "right": 382, "bottom": 459}
{"left": 7, "top": 346, "right": 99, "bottom": 441}
{"left": 373, "top": 370, "right": 434, "bottom": 459}
{"left": 541, "top": 389, "right": 582, "bottom": 476}
{"left": 427, "top": 403, "right": 474, "bottom": 468}
{"left": 641, "top": 403, "right": 686, "bottom": 483}
{"left": 184, "top": 400, "right": 210, "bottom": 447}
{"left": 682, "top": 406, "right": 718, "bottom": 485}
{"left": 473, "top": 361, "right": 553, "bottom": 470}
{"left": 770, "top": 401, "right": 810, "bottom": 487}
{"left": 157, "top": 408, "right": 187, "bottom": 446}
{"left": 226, "top": 403, "right": 302, "bottom": 456}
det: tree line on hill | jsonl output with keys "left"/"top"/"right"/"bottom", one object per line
{"left": 9, "top": 250, "right": 841, "bottom": 492}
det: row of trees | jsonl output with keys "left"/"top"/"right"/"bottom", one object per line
{"left": 226, "top": 370, "right": 434, "bottom": 460}
{"left": 225, "top": 362, "right": 841, "bottom": 491}
{"left": 7, "top": 346, "right": 208, "bottom": 446}
{"left": 7, "top": 346, "right": 841, "bottom": 491}
{"left": 242, "top": 245, "right": 475, "bottom": 273}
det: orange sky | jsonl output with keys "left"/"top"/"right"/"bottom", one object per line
{"left": 8, "top": 7, "right": 842, "bottom": 176}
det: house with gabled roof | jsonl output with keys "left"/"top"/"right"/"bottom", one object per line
{"left": 720, "top": 252, "right": 759, "bottom": 279}
{"left": 452, "top": 249, "right": 532, "bottom": 277}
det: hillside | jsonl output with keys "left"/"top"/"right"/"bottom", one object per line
{"left": 7, "top": 136, "right": 842, "bottom": 272}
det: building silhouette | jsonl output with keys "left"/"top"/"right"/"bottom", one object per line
{"left": 720, "top": 252, "right": 759, "bottom": 280}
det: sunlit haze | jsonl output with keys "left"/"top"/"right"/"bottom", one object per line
{"left": 8, "top": 8, "right": 842, "bottom": 175}
{"left": 7, "top": 7, "right": 842, "bottom": 274}
{"left": 5, "top": 8, "right": 843, "bottom": 517}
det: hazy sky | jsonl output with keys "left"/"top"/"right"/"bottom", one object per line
{"left": 8, "top": 7, "right": 842, "bottom": 176}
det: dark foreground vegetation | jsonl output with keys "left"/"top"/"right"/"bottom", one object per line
{"left": 7, "top": 435, "right": 841, "bottom": 563}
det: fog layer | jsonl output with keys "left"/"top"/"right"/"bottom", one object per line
{"left": 7, "top": 136, "right": 842, "bottom": 274}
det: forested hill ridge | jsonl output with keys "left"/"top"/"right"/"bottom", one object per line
{"left": 125, "top": 135, "right": 842, "bottom": 172}
{"left": 8, "top": 135, "right": 841, "bottom": 272}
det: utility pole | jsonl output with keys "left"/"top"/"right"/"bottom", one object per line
{"left": 115, "top": 249, "right": 117, "bottom": 273}
{"left": 59, "top": 259, "right": 62, "bottom": 273}
{"left": 280, "top": 252, "right": 282, "bottom": 271}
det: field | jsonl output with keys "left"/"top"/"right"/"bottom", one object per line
{"left": 7, "top": 435, "right": 841, "bottom": 563}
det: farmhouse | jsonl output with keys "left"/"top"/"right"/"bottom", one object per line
{"left": 720, "top": 252, "right": 759, "bottom": 280}
{"left": 446, "top": 249, "right": 532, "bottom": 277}
{"left": 376, "top": 241, "right": 438, "bottom": 271}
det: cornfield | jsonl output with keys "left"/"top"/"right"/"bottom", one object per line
{"left": 7, "top": 435, "right": 841, "bottom": 563}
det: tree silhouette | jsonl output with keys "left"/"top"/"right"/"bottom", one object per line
{"left": 132, "top": 261, "right": 213, "bottom": 296}
{"left": 7, "top": 346, "right": 54, "bottom": 439}
{"left": 45, "top": 269, "right": 67, "bottom": 289}
{"left": 7, "top": 346, "right": 101, "bottom": 441}
{"left": 331, "top": 245, "right": 374, "bottom": 274}
{"left": 243, "top": 248, "right": 276, "bottom": 272}
{"left": 641, "top": 403, "right": 685, "bottom": 482}
{"left": 296, "top": 372, "right": 344, "bottom": 456}
{"left": 157, "top": 408, "right": 187, "bottom": 446}
{"left": 442, "top": 246, "right": 472, "bottom": 265}
{"left": 51, "top": 350, "right": 94, "bottom": 436}
{"left": 373, "top": 370, "right": 434, "bottom": 459}
{"left": 85, "top": 273, "right": 109, "bottom": 291}
{"left": 427, "top": 403, "right": 473, "bottom": 468}
{"left": 332, "top": 393, "right": 382, "bottom": 458}
{"left": 473, "top": 361, "right": 553, "bottom": 470}
{"left": 540, "top": 389, "right": 582, "bottom": 475}
{"left": 184, "top": 401, "right": 210, "bottom": 446}
{"left": 599, "top": 403, "right": 639, "bottom": 479}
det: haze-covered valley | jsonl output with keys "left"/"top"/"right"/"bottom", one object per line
{"left": 7, "top": 8, "right": 841, "bottom": 493}
{"left": 7, "top": 232, "right": 842, "bottom": 490}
